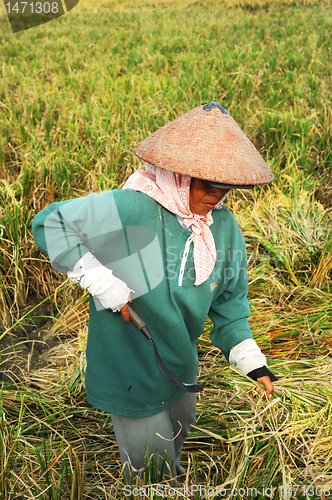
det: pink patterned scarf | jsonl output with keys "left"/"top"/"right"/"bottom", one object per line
{"left": 123, "top": 163, "right": 224, "bottom": 286}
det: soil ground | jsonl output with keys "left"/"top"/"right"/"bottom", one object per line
{"left": 0, "top": 298, "right": 60, "bottom": 389}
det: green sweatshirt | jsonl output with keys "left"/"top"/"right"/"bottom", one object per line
{"left": 32, "top": 189, "right": 253, "bottom": 417}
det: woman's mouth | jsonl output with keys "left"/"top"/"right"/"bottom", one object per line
{"left": 205, "top": 201, "right": 219, "bottom": 209}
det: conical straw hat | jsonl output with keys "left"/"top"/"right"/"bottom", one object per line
{"left": 134, "top": 102, "right": 274, "bottom": 186}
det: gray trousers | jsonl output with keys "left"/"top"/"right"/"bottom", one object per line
{"left": 110, "top": 388, "right": 197, "bottom": 482}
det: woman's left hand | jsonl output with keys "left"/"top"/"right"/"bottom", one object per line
{"left": 256, "top": 376, "right": 274, "bottom": 399}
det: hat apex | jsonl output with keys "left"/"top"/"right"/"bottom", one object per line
{"left": 134, "top": 102, "right": 274, "bottom": 186}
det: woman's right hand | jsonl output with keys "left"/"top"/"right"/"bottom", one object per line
{"left": 121, "top": 303, "right": 130, "bottom": 322}
{"left": 121, "top": 294, "right": 131, "bottom": 322}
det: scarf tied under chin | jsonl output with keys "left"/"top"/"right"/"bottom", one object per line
{"left": 123, "top": 163, "right": 224, "bottom": 286}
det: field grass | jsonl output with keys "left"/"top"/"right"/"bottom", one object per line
{"left": 0, "top": 0, "right": 332, "bottom": 497}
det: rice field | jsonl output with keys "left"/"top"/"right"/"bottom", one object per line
{"left": 0, "top": 0, "right": 332, "bottom": 498}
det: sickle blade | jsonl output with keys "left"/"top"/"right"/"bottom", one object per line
{"left": 150, "top": 339, "right": 205, "bottom": 393}
{"left": 128, "top": 303, "right": 205, "bottom": 393}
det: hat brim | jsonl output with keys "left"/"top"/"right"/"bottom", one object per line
{"left": 202, "top": 180, "right": 255, "bottom": 189}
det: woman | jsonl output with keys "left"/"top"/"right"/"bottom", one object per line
{"left": 32, "top": 102, "right": 277, "bottom": 482}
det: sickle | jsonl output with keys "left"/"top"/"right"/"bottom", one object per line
{"left": 127, "top": 303, "right": 205, "bottom": 393}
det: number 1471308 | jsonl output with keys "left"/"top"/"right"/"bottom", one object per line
{"left": 279, "top": 485, "right": 332, "bottom": 497}
{"left": 5, "top": 2, "right": 60, "bottom": 14}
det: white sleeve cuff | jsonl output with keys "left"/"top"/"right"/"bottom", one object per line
{"left": 229, "top": 339, "right": 266, "bottom": 375}
{"left": 67, "top": 252, "right": 133, "bottom": 312}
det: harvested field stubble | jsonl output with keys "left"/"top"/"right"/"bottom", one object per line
{"left": 1, "top": 358, "right": 332, "bottom": 499}
{"left": 0, "top": 0, "right": 332, "bottom": 497}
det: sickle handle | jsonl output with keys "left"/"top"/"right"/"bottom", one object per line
{"left": 127, "top": 303, "right": 145, "bottom": 330}
{"left": 127, "top": 303, "right": 152, "bottom": 340}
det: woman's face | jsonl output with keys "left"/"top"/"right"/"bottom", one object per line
{"left": 189, "top": 178, "right": 230, "bottom": 216}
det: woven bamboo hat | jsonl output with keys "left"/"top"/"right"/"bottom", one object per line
{"left": 134, "top": 102, "right": 274, "bottom": 187}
